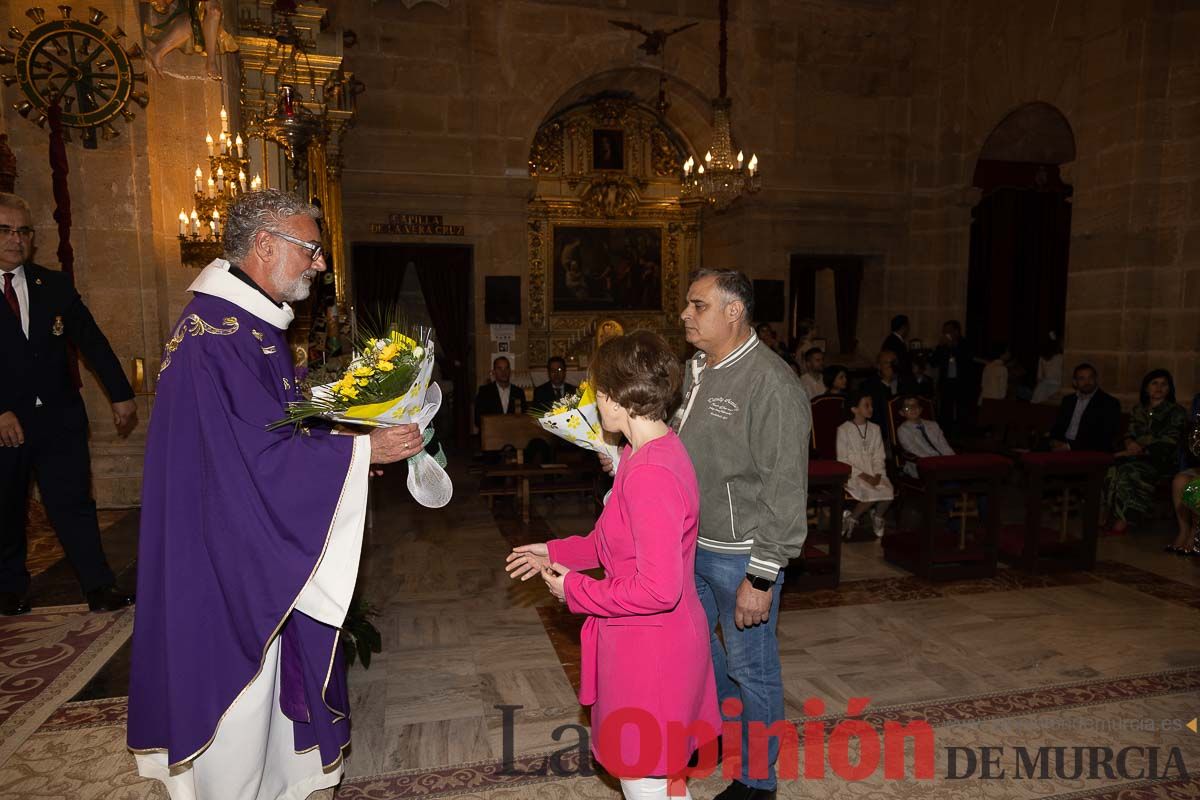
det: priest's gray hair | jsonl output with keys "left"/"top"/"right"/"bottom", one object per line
{"left": 689, "top": 268, "right": 754, "bottom": 324}
{"left": 223, "top": 189, "right": 320, "bottom": 265}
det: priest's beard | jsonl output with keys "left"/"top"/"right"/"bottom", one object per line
{"left": 271, "top": 261, "right": 318, "bottom": 303}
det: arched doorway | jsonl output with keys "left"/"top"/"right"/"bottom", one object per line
{"left": 966, "top": 103, "right": 1075, "bottom": 391}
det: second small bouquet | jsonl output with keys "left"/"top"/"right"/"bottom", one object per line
{"left": 530, "top": 381, "right": 621, "bottom": 469}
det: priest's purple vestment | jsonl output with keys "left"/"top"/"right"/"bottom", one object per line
{"left": 127, "top": 261, "right": 371, "bottom": 800}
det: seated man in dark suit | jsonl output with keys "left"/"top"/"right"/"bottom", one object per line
{"left": 474, "top": 355, "right": 526, "bottom": 428}
{"left": 1049, "top": 362, "right": 1121, "bottom": 452}
{"left": 0, "top": 192, "right": 138, "bottom": 616}
{"left": 531, "top": 355, "right": 577, "bottom": 409}
{"left": 880, "top": 314, "right": 912, "bottom": 378}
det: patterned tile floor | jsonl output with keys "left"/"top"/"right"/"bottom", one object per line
{"left": 7, "top": 465, "right": 1200, "bottom": 799}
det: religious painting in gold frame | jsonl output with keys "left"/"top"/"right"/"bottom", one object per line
{"left": 551, "top": 224, "right": 663, "bottom": 312}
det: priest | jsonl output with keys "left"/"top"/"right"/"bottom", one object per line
{"left": 127, "top": 190, "right": 427, "bottom": 799}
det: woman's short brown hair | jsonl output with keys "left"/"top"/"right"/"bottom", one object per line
{"left": 589, "top": 330, "right": 682, "bottom": 421}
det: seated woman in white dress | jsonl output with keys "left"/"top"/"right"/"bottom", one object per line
{"left": 837, "top": 389, "right": 895, "bottom": 538}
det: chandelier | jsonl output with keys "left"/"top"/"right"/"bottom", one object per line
{"left": 679, "top": 0, "right": 759, "bottom": 210}
{"left": 177, "top": 106, "right": 263, "bottom": 268}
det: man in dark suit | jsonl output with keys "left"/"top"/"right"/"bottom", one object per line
{"left": 931, "top": 319, "right": 976, "bottom": 437}
{"left": 859, "top": 350, "right": 916, "bottom": 432}
{"left": 1050, "top": 363, "right": 1121, "bottom": 453}
{"left": 880, "top": 314, "right": 912, "bottom": 378}
{"left": 0, "top": 193, "right": 137, "bottom": 616}
{"left": 532, "top": 355, "right": 576, "bottom": 409}
{"left": 474, "top": 355, "right": 526, "bottom": 427}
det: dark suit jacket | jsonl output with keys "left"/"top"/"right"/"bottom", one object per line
{"left": 880, "top": 333, "right": 911, "bottom": 376}
{"left": 1050, "top": 389, "right": 1122, "bottom": 453}
{"left": 474, "top": 382, "right": 526, "bottom": 426}
{"left": 0, "top": 263, "right": 132, "bottom": 425}
{"left": 532, "top": 381, "right": 577, "bottom": 409}
{"left": 860, "top": 373, "right": 918, "bottom": 430}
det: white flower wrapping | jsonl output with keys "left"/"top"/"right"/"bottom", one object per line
{"left": 312, "top": 349, "right": 453, "bottom": 508}
{"left": 534, "top": 403, "right": 621, "bottom": 471}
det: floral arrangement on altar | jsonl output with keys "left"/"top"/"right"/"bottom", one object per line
{"left": 530, "top": 380, "right": 621, "bottom": 468}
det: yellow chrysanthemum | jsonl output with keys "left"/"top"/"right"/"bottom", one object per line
{"left": 357, "top": 378, "right": 369, "bottom": 387}
{"left": 377, "top": 360, "right": 395, "bottom": 372}
{"left": 378, "top": 344, "right": 400, "bottom": 362}
{"left": 353, "top": 365, "right": 374, "bottom": 378}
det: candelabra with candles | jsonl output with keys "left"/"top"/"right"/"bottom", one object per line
{"left": 177, "top": 106, "right": 265, "bottom": 268}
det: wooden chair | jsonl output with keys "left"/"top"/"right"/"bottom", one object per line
{"left": 478, "top": 415, "right": 593, "bottom": 522}
{"left": 1001, "top": 451, "right": 1112, "bottom": 573}
{"left": 882, "top": 453, "right": 1010, "bottom": 581}
{"left": 786, "top": 460, "right": 850, "bottom": 591}
{"left": 810, "top": 395, "right": 848, "bottom": 461}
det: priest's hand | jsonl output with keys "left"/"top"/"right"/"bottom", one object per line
{"left": 369, "top": 423, "right": 425, "bottom": 465}
{"left": 0, "top": 412, "right": 24, "bottom": 448}
{"left": 112, "top": 400, "right": 138, "bottom": 437}
{"left": 506, "top": 543, "right": 550, "bottom": 581}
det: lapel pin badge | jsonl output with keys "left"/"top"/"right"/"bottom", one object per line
{"left": 51, "top": 315, "right": 64, "bottom": 336}
{"left": 35, "top": 278, "right": 43, "bottom": 285}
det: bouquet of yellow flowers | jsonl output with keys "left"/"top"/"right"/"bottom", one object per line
{"left": 271, "top": 324, "right": 452, "bottom": 507}
{"left": 530, "top": 380, "right": 621, "bottom": 469}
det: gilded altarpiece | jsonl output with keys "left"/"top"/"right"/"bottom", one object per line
{"left": 527, "top": 98, "right": 700, "bottom": 366}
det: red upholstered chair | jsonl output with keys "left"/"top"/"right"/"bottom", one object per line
{"left": 810, "top": 395, "right": 848, "bottom": 461}
{"left": 786, "top": 459, "right": 851, "bottom": 592}
{"left": 882, "top": 453, "right": 1010, "bottom": 581}
{"left": 1001, "top": 451, "right": 1114, "bottom": 573}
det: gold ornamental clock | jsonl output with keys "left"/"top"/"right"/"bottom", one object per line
{"left": 1, "top": 6, "right": 149, "bottom": 148}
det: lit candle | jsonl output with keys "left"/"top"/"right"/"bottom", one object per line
{"left": 238, "top": 170, "right": 247, "bottom": 192}
{"left": 737, "top": 150, "right": 744, "bottom": 166}
{"left": 220, "top": 105, "right": 228, "bottom": 133}
{"left": 698, "top": 164, "right": 705, "bottom": 174}
{"left": 748, "top": 154, "right": 758, "bottom": 175}
{"left": 704, "top": 151, "right": 713, "bottom": 165}
{"left": 216, "top": 166, "right": 224, "bottom": 191}
{"left": 234, "top": 134, "right": 243, "bottom": 159}
{"left": 190, "top": 209, "right": 199, "bottom": 236}
{"left": 212, "top": 210, "right": 221, "bottom": 237}
{"left": 193, "top": 166, "right": 202, "bottom": 194}
{"left": 218, "top": 131, "right": 228, "bottom": 155}
{"left": 178, "top": 210, "right": 187, "bottom": 236}
{"left": 683, "top": 156, "right": 693, "bottom": 175}
{"left": 207, "top": 177, "right": 215, "bottom": 198}
{"left": 251, "top": 174, "right": 262, "bottom": 191}
{"left": 205, "top": 133, "right": 213, "bottom": 156}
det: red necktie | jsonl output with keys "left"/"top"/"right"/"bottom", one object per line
{"left": 3, "top": 272, "right": 18, "bottom": 321}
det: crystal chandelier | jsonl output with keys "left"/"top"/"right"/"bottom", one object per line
{"left": 679, "top": 0, "right": 759, "bottom": 210}
{"left": 176, "top": 106, "right": 263, "bottom": 268}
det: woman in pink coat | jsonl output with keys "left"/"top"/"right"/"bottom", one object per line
{"left": 507, "top": 331, "right": 720, "bottom": 800}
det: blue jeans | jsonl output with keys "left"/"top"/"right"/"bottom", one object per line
{"left": 694, "top": 548, "right": 785, "bottom": 790}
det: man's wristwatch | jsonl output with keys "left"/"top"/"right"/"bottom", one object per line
{"left": 745, "top": 573, "right": 774, "bottom": 591}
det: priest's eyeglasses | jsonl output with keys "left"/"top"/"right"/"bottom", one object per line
{"left": 265, "top": 230, "right": 324, "bottom": 262}
{"left": 0, "top": 226, "right": 34, "bottom": 239}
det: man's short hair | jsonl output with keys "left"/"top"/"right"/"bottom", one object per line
{"left": 689, "top": 268, "right": 754, "bottom": 323}
{"left": 1073, "top": 362, "right": 1097, "bottom": 379}
{"left": 493, "top": 356, "right": 511, "bottom": 369}
{"left": 900, "top": 395, "right": 923, "bottom": 412}
{"left": 547, "top": 355, "right": 566, "bottom": 370}
{"left": 804, "top": 347, "right": 824, "bottom": 361}
{"left": 891, "top": 314, "right": 909, "bottom": 332}
{"left": 223, "top": 189, "right": 320, "bottom": 265}
{"left": 589, "top": 330, "right": 682, "bottom": 421}
{"left": 0, "top": 193, "right": 33, "bottom": 221}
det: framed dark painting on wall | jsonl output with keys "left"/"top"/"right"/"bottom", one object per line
{"left": 592, "top": 129, "right": 624, "bottom": 170}
{"left": 552, "top": 225, "right": 662, "bottom": 312}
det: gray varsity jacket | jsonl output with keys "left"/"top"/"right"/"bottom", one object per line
{"left": 671, "top": 333, "right": 811, "bottom": 581}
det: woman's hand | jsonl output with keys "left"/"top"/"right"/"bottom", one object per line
{"left": 865, "top": 474, "right": 882, "bottom": 487}
{"left": 505, "top": 543, "right": 550, "bottom": 581}
{"left": 542, "top": 563, "right": 570, "bottom": 602}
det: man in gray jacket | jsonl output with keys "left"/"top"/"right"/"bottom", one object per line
{"left": 674, "top": 269, "right": 810, "bottom": 800}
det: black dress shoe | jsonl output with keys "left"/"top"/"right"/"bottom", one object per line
{"left": 713, "top": 780, "right": 776, "bottom": 800}
{"left": 85, "top": 585, "right": 135, "bottom": 612}
{"left": 0, "top": 591, "right": 31, "bottom": 616}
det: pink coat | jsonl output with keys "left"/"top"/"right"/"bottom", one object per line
{"left": 547, "top": 431, "right": 720, "bottom": 778}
